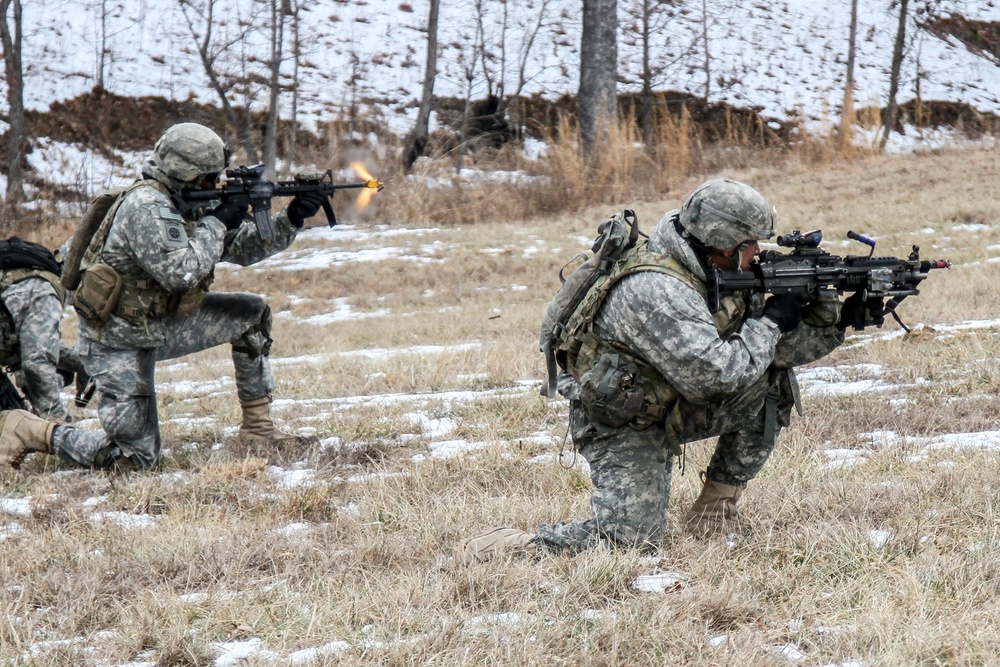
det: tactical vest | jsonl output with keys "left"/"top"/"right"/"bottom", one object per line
{"left": 80, "top": 180, "right": 213, "bottom": 324}
{"left": 556, "top": 240, "right": 747, "bottom": 429}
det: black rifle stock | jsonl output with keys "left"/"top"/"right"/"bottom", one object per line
{"left": 709, "top": 229, "right": 950, "bottom": 331}
{"left": 179, "top": 164, "right": 383, "bottom": 241}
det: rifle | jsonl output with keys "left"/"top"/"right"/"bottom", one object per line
{"left": 709, "top": 229, "right": 950, "bottom": 332}
{"left": 0, "top": 372, "right": 26, "bottom": 412}
{"left": 178, "top": 164, "right": 383, "bottom": 241}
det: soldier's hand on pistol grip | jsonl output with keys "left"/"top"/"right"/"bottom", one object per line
{"left": 837, "top": 291, "right": 885, "bottom": 331}
{"left": 287, "top": 190, "right": 326, "bottom": 228}
{"left": 209, "top": 200, "right": 248, "bottom": 231}
{"left": 762, "top": 293, "right": 802, "bottom": 333}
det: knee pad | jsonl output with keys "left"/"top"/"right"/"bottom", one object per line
{"left": 233, "top": 304, "right": 273, "bottom": 359}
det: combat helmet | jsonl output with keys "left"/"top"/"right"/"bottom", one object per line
{"left": 148, "top": 122, "right": 229, "bottom": 185}
{"left": 678, "top": 179, "right": 775, "bottom": 249}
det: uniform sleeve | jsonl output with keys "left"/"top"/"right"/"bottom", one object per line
{"left": 594, "top": 271, "right": 782, "bottom": 405}
{"left": 220, "top": 207, "right": 300, "bottom": 266}
{"left": 114, "top": 187, "right": 226, "bottom": 294}
{"left": 772, "top": 321, "right": 845, "bottom": 368}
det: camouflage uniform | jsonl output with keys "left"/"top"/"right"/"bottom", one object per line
{"left": 535, "top": 210, "right": 844, "bottom": 553}
{"left": 1, "top": 276, "right": 83, "bottom": 422}
{"left": 50, "top": 126, "right": 302, "bottom": 470}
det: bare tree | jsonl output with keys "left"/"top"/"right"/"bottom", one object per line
{"left": 621, "top": 0, "right": 681, "bottom": 145}
{"left": 493, "top": 0, "right": 553, "bottom": 131}
{"left": 262, "top": 0, "right": 288, "bottom": 174}
{"left": 0, "top": 0, "right": 25, "bottom": 208}
{"left": 178, "top": 0, "right": 260, "bottom": 162}
{"left": 96, "top": 0, "right": 107, "bottom": 89}
{"left": 579, "top": 0, "right": 618, "bottom": 157}
{"left": 699, "top": 0, "right": 710, "bottom": 101}
{"left": 285, "top": 0, "right": 306, "bottom": 166}
{"left": 881, "top": 0, "right": 910, "bottom": 151}
{"left": 839, "top": 0, "right": 859, "bottom": 151}
{"left": 455, "top": 0, "right": 487, "bottom": 173}
{"left": 402, "top": 0, "right": 440, "bottom": 172}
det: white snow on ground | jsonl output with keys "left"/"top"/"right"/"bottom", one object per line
{"left": 632, "top": 572, "right": 687, "bottom": 594}
{"left": 89, "top": 512, "right": 160, "bottom": 530}
{"left": 462, "top": 612, "right": 529, "bottom": 636}
{"left": 6, "top": 233, "right": 999, "bottom": 667}
{"left": 0, "top": 497, "right": 33, "bottom": 517}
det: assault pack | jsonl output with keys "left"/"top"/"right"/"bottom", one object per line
{"left": 539, "top": 209, "right": 642, "bottom": 398}
{"left": 60, "top": 190, "right": 123, "bottom": 291}
{"left": 0, "top": 237, "right": 62, "bottom": 277}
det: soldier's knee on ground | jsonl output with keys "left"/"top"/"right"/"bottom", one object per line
{"left": 598, "top": 513, "right": 668, "bottom": 550}
{"left": 97, "top": 394, "right": 157, "bottom": 462}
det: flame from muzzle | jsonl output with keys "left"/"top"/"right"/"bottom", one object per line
{"left": 351, "top": 162, "right": 381, "bottom": 210}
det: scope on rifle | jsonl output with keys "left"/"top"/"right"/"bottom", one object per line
{"left": 776, "top": 229, "right": 822, "bottom": 248}
{"left": 225, "top": 164, "right": 266, "bottom": 180}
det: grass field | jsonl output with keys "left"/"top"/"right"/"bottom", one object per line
{"left": 3, "top": 146, "right": 1000, "bottom": 665}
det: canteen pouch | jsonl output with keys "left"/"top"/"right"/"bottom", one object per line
{"left": 73, "top": 263, "right": 123, "bottom": 325}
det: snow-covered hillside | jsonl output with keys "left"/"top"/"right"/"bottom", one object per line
{"left": 13, "top": 0, "right": 1000, "bottom": 136}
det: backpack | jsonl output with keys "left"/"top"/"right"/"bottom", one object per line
{"left": 539, "top": 209, "right": 641, "bottom": 397}
{"left": 60, "top": 189, "right": 124, "bottom": 291}
{"left": 0, "top": 237, "right": 62, "bottom": 276}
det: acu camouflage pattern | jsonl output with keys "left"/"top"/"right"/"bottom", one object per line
{"left": 148, "top": 122, "right": 228, "bottom": 184}
{"left": 54, "top": 293, "right": 274, "bottom": 469}
{"left": 1, "top": 276, "right": 82, "bottom": 422}
{"left": 535, "top": 210, "right": 844, "bottom": 554}
{"left": 678, "top": 179, "right": 775, "bottom": 249}
{"left": 54, "top": 161, "right": 300, "bottom": 469}
{"left": 560, "top": 241, "right": 749, "bottom": 433}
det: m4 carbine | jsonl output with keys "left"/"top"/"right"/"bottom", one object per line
{"left": 709, "top": 229, "right": 950, "bottom": 331}
{"left": 179, "top": 164, "right": 383, "bottom": 241}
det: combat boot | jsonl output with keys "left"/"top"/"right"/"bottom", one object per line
{"left": 457, "top": 527, "right": 539, "bottom": 564}
{"left": 0, "top": 409, "right": 56, "bottom": 470}
{"left": 239, "top": 396, "right": 319, "bottom": 448}
{"left": 684, "top": 471, "right": 744, "bottom": 536}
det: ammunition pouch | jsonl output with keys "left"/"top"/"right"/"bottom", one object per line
{"left": 73, "top": 263, "right": 123, "bottom": 325}
{"left": 579, "top": 352, "right": 645, "bottom": 429}
{"left": 111, "top": 271, "right": 213, "bottom": 323}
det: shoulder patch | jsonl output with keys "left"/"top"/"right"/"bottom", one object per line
{"left": 159, "top": 209, "right": 189, "bottom": 249}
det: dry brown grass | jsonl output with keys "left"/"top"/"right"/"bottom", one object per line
{"left": 4, "top": 146, "right": 1000, "bottom": 664}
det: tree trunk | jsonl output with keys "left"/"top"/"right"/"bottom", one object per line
{"left": 402, "top": 0, "right": 440, "bottom": 172}
{"left": 838, "top": 0, "right": 858, "bottom": 151}
{"left": 288, "top": 0, "right": 301, "bottom": 167}
{"left": 881, "top": 0, "right": 909, "bottom": 152}
{"left": 0, "top": 0, "right": 25, "bottom": 208}
{"left": 263, "top": 0, "right": 285, "bottom": 176}
{"left": 639, "top": 0, "right": 654, "bottom": 146}
{"left": 579, "top": 0, "right": 617, "bottom": 158}
{"left": 700, "top": 0, "right": 710, "bottom": 101}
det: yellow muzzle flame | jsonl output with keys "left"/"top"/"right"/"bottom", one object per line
{"left": 351, "top": 162, "right": 383, "bottom": 209}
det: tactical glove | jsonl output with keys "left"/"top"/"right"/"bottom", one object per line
{"left": 837, "top": 291, "right": 885, "bottom": 331}
{"left": 209, "top": 200, "right": 247, "bottom": 231}
{"left": 287, "top": 190, "right": 326, "bottom": 228}
{"left": 762, "top": 293, "right": 802, "bottom": 333}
